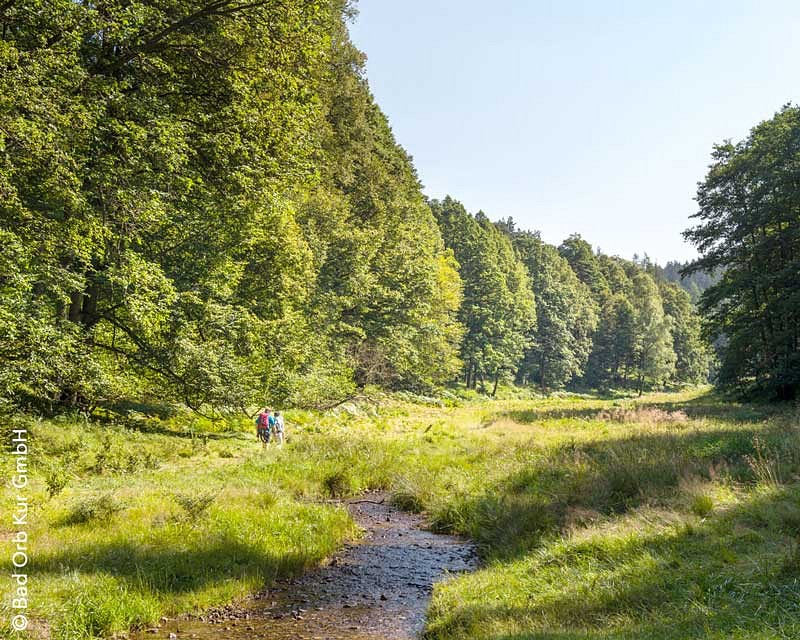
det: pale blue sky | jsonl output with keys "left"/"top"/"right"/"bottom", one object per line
{"left": 350, "top": 1, "right": 800, "bottom": 263}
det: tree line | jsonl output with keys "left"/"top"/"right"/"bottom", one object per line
{"left": 431, "top": 199, "right": 709, "bottom": 395}
{"left": 1, "top": 1, "right": 712, "bottom": 415}
{"left": 685, "top": 105, "right": 800, "bottom": 400}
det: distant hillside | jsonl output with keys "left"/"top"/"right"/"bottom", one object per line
{"left": 632, "top": 256, "right": 720, "bottom": 303}
{"left": 658, "top": 261, "right": 721, "bottom": 303}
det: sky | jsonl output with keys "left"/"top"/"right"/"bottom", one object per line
{"left": 349, "top": 1, "right": 800, "bottom": 263}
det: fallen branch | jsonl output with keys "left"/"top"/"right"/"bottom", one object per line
{"left": 347, "top": 497, "right": 386, "bottom": 505}
{"left": 310, "top": 394, "right": 374, "bottom": 411}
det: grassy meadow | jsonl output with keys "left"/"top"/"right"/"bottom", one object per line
{"left": 2, "top": 388, "right": 800, "bottom": 639}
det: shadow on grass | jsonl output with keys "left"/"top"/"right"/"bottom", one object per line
{"left": 90, "top": 400, "right": 248, "bottom": 441}
{"left": 429, "top": 487, "right": 800, "bottom": 640}
{"left": 31, "top": 534, "right": 312, "bottom": 594}
{"left": 118, "top": 420, "right": 243, "bottom": 441}
{"left": 434, "top": 415, "right": 800, "bottom": 561}
{"left": 499, "top": 389, "right": 789, "bottom": 427}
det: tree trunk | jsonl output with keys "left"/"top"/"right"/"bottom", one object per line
{"left": 68, "top": 291, "right": 83, "bottom": 323}
{"left": 540, "top": 353, "right": 547, "bottom": 392}
{"left": 82, "top": 280, "right": 99, "bottom": 328}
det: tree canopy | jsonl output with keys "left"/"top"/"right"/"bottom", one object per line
{"left": 685, "top": 104, "right": 800, "bottom": 399}
{"left": 0, "top": 1, "right": 713, "bottom": 414}
{"left": 0, "top": 0, "right": 463, "bottom": 413}
{"left": 430, "top": 198, "right": 535, "bottom": 394}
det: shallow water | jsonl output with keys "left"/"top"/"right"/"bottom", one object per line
{"left": 134, "top": 495, "right": 477, "bottom": 639}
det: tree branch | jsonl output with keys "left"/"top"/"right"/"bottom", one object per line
{"left": 109, "top": 0, "right": 271, "bottom": 72}
{"left": 310, "top": 393, "right": 372, "bottom": 411}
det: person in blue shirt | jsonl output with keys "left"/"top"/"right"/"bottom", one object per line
{"left": 267, "top": 410, "right": 277, "bottom": 446}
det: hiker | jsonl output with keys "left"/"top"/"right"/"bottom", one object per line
{"left": 255, "top": 407, "right": 272, "bottom": 448}
{"left": 273, "top": 410, "right": 285, "bottom": 447}
{"left": 267, "top": 409, "right": 276, "bottom": 446}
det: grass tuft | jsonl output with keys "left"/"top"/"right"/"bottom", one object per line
{"left": 691, "top": 494, "right": 714, "bottom": 517}
{"left": 323, "top": 469, "right": 355, "bottom": 498}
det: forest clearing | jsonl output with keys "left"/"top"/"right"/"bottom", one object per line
{"left": 3, "top": 388, "right": 800, "bottom": 639}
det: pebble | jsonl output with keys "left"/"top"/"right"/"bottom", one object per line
{"left": 131, "top": 497, "right": 476, "bottom": 640}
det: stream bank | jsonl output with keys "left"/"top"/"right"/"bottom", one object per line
{"left": 134, "top": 494, "right": 477, "bottom": 639}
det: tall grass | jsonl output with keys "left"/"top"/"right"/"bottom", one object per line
{"left": 2, "top": 389, "right": 800, "bottom": 639}
{"left": 421, "top": 392, "right": 800, "bottom": 640}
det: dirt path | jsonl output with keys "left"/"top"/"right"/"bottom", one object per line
{"left": 137, "top": 495, "right": 477, "bottom": 639}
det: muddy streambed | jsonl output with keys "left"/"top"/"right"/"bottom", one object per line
{"left": 134, "top": 495, "right": 477, "bottom": 639}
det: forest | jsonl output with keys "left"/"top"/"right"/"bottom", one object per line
{"left": 2, "top": 2, "right": 800, "bottom": 640}
{"left": 4, "top": 0, "right": 774, "bottom": 418}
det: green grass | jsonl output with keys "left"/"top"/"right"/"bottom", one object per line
{"left": 2, "top": 388, "right": 800, "bottom": 639}
{"left": 420, "top": 391, "right": 800, "bottom": 640}
{"left": 0, "top": 414, "right": 361, "bottom": 639}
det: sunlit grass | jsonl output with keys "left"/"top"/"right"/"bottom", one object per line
{"left": 2, "top": 387, "right": 799, "bottom": 638}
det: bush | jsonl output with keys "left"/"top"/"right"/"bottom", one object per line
{"left": 323, "top": 470, "right": 354, "bottom": 498}
{"left": 44, "top": 464, "right": 70, "bottom": 498}
{"left": 63, "top": 494, "right": 125, "bottom": 526}
{"left": 173, "top": 491, "right": 218, "bottom": 520}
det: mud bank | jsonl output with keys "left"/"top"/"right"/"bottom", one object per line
{"left": 134, "top": 495, "right": 477, "bottom": 639}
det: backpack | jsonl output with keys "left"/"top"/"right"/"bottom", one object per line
{"left": 256, "top": 412, "right": 268, "bottom": 429}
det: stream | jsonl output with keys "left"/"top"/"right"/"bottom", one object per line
{"left": 135, "top": 494, "right": 477, "bottom": 639}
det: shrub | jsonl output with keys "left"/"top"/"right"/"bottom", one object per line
{"left": 323, "top": 469, "right": 354, "bottom": 498}
{"left": 44, "top": 464, "right": 70, "bottom": 498}
{"left": 64, "top": 494, "right": 125, "bottom": 525}
{"left": 173, "top": 491, "right": 217, "bottom": 520}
